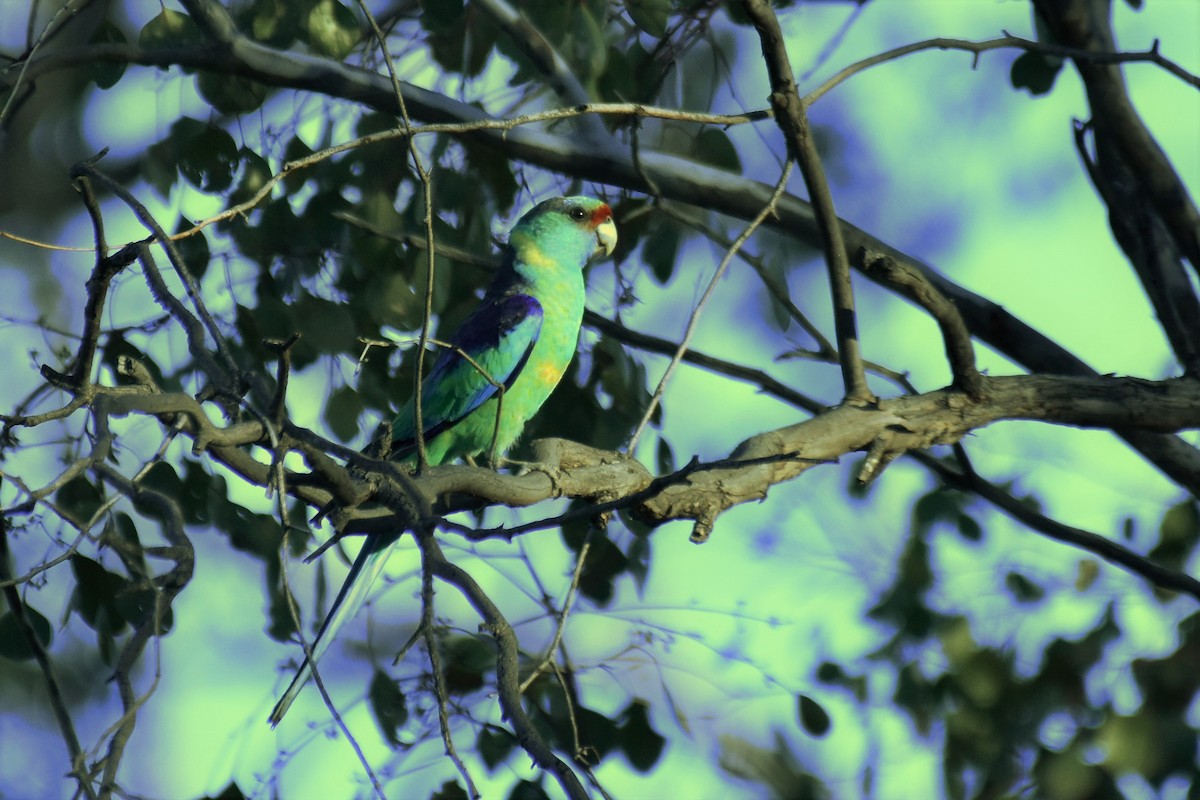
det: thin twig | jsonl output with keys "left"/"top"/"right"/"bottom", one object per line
{"left": 519, "top": 540, "right": 589, "bottom": 694}
{"left": 0, "top": 0, "right": 92, "bottom": 128}
{"left": 626, "top": 161, "right": 795, "bottom": 452}
{"left": 0, "top": 512, "right": 96, "bottom": 800}
{"left": 804, "top": 33, "right": 1200, "bottom": 107}
{"left": 355, "top": 0, "right": 437, "bottom": 470}
{"left": 68, "top": 161, "right": 242, "bottom": 387}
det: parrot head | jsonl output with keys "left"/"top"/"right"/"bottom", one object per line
{"left": 507, "top": 196, "right": 617, "bottom": 272}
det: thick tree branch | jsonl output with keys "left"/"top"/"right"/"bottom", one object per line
{"left": 1033, "top": 0, "right": 1200, "bottom": 279}
{"left": 918, "top": 451, "right": 1200, "bottom": 602}
{"left": 634, "top": 374, "right": 1200, "bottom": 538}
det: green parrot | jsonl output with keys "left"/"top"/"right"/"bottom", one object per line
{"left": 269, "top": 196, "right": 617, "bottom": 725}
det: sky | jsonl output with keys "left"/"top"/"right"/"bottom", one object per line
{"left": 1, "top": 1, "right": 1199, "bottom": 799}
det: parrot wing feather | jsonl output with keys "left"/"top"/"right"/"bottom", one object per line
{"left": 392, "top": 293, "right": 542, "bottom": 458}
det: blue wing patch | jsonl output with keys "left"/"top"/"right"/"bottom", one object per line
{"left": 392, "top": 293, "right": 542, "bottom": 455}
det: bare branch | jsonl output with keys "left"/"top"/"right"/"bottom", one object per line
{"left": 0, "top": 515, "right": 96, "bottom": 799}
{"left": 740, "top": 0, "right": 872, "bottom": 404}
{"left": 1033, "top": 0, "right": 1200, "bottom": 281}
{"left": 856, "top": 249, "right": 982, "bottom": 399}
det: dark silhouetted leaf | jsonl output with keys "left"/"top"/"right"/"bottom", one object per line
{"left": 1004, "top": 571, "right": 1045, "bottom": 603}
{"left": 798, "top": 694, "right": 831, "bottom": 737}
{"left": 430, "top": 780, "right": 468, "bottom": 800}
{"left": 200, "top": 781, "right": 247, "bottom": 800}
{"left": 139, "top": 9, "right": 202, "bottom": 51}
{"left": 478, "top": 726, "right": 516, "bottom": 770}
{"left": 1010, "top": 51, "right": 1063, "bottom": 96}
{"left": 56, "top": 476, "right": 104, "bottom": 523}
{"left": 0, "top": 605, "right": 53, "bottom": 661}
{"left": 626, "top": 0, "right": 670, "bottom": 37}
{"left": 174, "top": 216, "right": 211, "bottom": 279}
{"left": 506, "top": 780, "right": 551, "bottom": 800}
{"left": 693, "top": 128, "right": 741, "bottom": 173}
{"left": 369, "top": 669, "right": 408, "bottom": 747}
{"left": 90, "top": 20, "right": 128, "bottom": 89}
{"left": 197, "top": 71, "right": 269, "bottom": 115}
{"left": 618, "top": 699, "right": 665, "bottom": 772}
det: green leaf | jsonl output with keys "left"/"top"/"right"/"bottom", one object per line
{"left": 560, "top": 520, "right": 628, "bottom": 606}
{"left": 0, "top": 606, "right": 53, "bottom": 661}
{"left": 955, "top": 511, "right": 982, "bottom": 542}
{"left": 626, "top": 0, "right": 670, "bottom": 37}
{"left": 1010, "top": 51, "right": 1062, "bottom": 96}
{"left": 307, "top": 0, "right": 359, "bottom": 59}
{"left": 69, "top": 554, "right": 128, "bottom": 635}
{"left": 1150, "top": 499, "right": 1200, "bottom": 570}
{"left": 199, "top": 782, "right": 248, "bottom": 800}
{"left": 912, "top": 487, "right": 970, "bottom": 537}
{"left": 197, "top": 71, "right": 269, "bottom": 114}
{"left": 294, "top": 295, "right": 358, "bottom": 355}
{"left": 246, "top": 0, "right": 303, "bottom": 47}
{"left": 569, "top": 3, "right": 608, "bottom": 80}
{"left": 618, "top": 700, "right": 665, "bottom": 772}
{"left": 815, "top": 660, "right": 867, "bottom": 702}
{"left": 229, "top": 147, "right": 274, "bottom": 209}
{"left": 477, "top": 726, "right": 515, "bottom": 771}
{"left": 506, "top": 780, "right": 551, "bottom": 800}
{"left": 625, "top": 531, "right": 651, "bottom": 598}
{"left": 441, "top": 634, "right": 496, "bottom": 693}
{"left": 797, "top": 694, "right": 831, "bottom": 737}
{"left": 89, "top": 20, "right": 128, "bottom": 89}
{"left": 325, "top": 385, "right": 366, "bottom": 442}
{"left": 159, "top": 118, "right": 240, "bottom": 194}
{"left": 139, "top": 9, "right": 202, "bottom": 52}
{"left": 56, "top": 476, "right": 105, "bottom": 523}
{"left": 655, "top": 436, "right": 674, "bottom": 474}
{"left": 1004, "top": 571, "right": 1045, "bottom": 603}
{"left": 430, "top": 780, "right": 468, "bottom": 800}
{"left": 282, "top": 136, "right": 315, "bottom": 192}
{"left": 369, "top": 669, "right": 408, "bottom": 747}
{"left": 642, "top": 220, "right": 681, "bottom": 284}
{"left": 693, "top": 128, "right": 741, "bottom": 173}
{"left": 174, "top": 217, "right": 211, "bottom": 279}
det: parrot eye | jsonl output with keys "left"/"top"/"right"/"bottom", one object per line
{"left": 568, "top": 206, "right": 588, "bottom": 222}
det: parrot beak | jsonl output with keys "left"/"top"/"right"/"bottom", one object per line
{"left": 594, "top": 216, "right": 617, "bottom": 257}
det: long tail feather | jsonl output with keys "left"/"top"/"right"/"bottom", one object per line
{"left": 269, "top": 533, "right": 401, "bottom": 726}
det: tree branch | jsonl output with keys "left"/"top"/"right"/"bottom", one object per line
{"left": 740, "top": 0, "right": 872, "bottom": 405}
{"left": 421, "top": 534, "right": 588, "bottom": 800}
{"left": 16, "top": 17, "right": 1200, "bottom": 494}
{"left": 1033, "top": 0, "right": 1200, "bottom": 280}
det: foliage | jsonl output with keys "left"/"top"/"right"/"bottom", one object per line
{"left": 1, "top": 0, "right": 1198, "bottom": 798}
